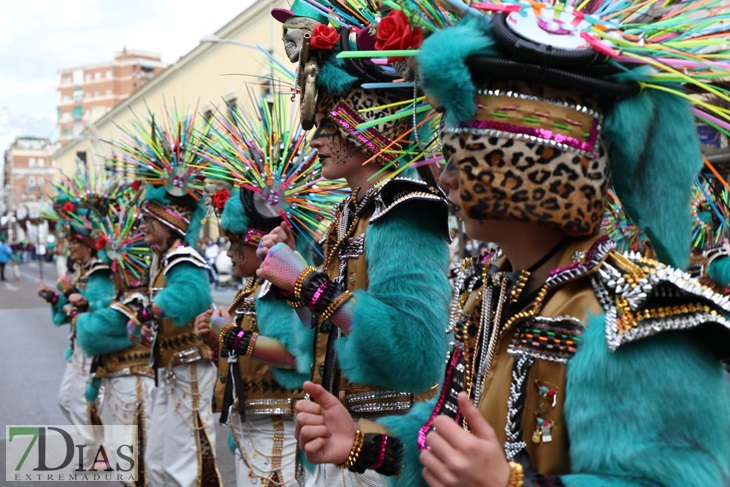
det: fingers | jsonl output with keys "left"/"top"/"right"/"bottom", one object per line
{"left": 303, "top": 381, "right": 342, "bottom": 410}
{"left": 420, "top": 450, "right": 456, "bottom": 487}
{"left": 457, "top": 392, "right": 496, "bottom": 440}
{"left": 281, "top": 221, "right": 296, "bottom": 249}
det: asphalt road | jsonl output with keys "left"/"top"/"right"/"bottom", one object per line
{"left": 0, "top": 260, "right": 239, "bottom": 486}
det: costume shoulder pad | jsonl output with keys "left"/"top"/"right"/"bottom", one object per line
{"left": 595, "top": 250, "right": 730, "bottom": 356}
{"left": 86, "top": 258, "right": 111, "bottom": 276}
{"left": 370, "top": 177, "right": 448, "bottom": 228}
{"left": 110, "top": 290, "right": 150, "bottom": 320}
{"left": 162, "top": 244, "right": 208, "bottom": 275}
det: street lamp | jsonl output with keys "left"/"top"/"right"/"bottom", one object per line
{"left": 199, "top": 35, "right": 262, "bottom": 52}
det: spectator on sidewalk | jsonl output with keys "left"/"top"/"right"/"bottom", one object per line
{"left": 0, "top": 239, "right": 12, "bottom": 281}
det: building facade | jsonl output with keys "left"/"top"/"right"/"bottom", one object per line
{"left": 56, "top": 49, "right": 166, "bottom": 146}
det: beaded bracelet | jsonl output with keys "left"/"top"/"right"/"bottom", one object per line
{"left": 245, "top": 333, "right": 258, "bottom": 357}
{"left": 231, "top": 330, "right": 247, "bottom": 350}
{"left": 508, "top": 461, "right": 524, "bottom": 487}
{"left": 309, "top": 281, "right": 330, "bottom": 310}
{"left": 347, "top": 433, "right": 403, "bottom": 476}
{"left": 321, "top": 290, "right": 353, "bottom": 322}
{"left": 218, "top": 323, "right": 237, "bottom": 347}
{"left": 293, "top": 266, "right": 317, "bottom": 302}
{"left": 337, "top": 430, "right": 365, "bottom": 470}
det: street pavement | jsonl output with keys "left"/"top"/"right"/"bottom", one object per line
{"left": 0, "top": 260, "right": 239, "bottom": 486}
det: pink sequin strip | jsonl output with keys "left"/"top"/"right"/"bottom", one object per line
{"left": 457, "top": 118, "right": 600, "bottom": 157}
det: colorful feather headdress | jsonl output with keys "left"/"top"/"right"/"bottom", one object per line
{"left": 358, "top": 0, "right": 730, "bottom": 269}
{"left": 113, "top": 106, "right": 209, "bottom": 246}
{"left": 92, "top": 194, "right": 151, "bottom": 288}
{"left": 51, "top": 163, "right": 129, "bottom": 248}
{"left": 267, "top": 0, "right": 450, "bottom": 176}
{"left": 198, "top": 91, "right": 348, "bottom": 252}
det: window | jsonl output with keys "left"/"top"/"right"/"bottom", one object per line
{"left": 27, "top": 176, "right": 36, "bottom": 187}
{"left": 38, "top": 177, "right": 44, "bottom": 187}
{"left": 28, "top": 158, "right": 36, "bottom": 168}
{"left": 106, "top": 89, "right": 112, "bottom": 95}
{"left": 38, "top": 158, "right": 45, "bottom": 167}
{"left": 94, "top": 72, "right": 101, "bottom": 80}
{"left": 73, "top": 89, "right": 83, "bottom": 103}
{"left": 72, "top": 106, "right": 83, "bottom": 119}
{"left": 62, "top": 94, "right": 71, "bottom": 103}
{"left": 106, "top": 70, "right": 112, "bottom": 78}
{"left": 85, "top": 74, "right": 92, "bottom": 81}
{"left": 96, "top": 90, "right": 101, "bottom": 97}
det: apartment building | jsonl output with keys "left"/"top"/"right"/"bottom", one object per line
{"left": 56, "top": 49, "right": 166, "bottom": 145}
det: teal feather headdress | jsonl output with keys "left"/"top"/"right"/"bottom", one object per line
{"left": 113, "top": 106, "right": 209, "bottom": 246}
{"left": 199, "top": 92, "right": 348, "bottom": 254}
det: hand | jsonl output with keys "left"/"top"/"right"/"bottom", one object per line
{"left": 256, "top": 221, "right": 296, "bottom": 261}
{"left": 38, "top": 281, "right": 51, "bottom": 295}
{"left": 420, "top": 393, "right": 510, "bottom": 487}
{"left": 194, "top": 310, "right": 218, "bottom": 347}
{"left": 68, "top": 293, "right": 88, "bottom": 308}
{"left": 295, "top": 381, "right": 356, "bottom": 465}
{"left": 256, "top": 242, "right": 307, "bottom": 293}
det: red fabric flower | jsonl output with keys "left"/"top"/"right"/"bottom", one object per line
{"left": 61, "top": 202, "right": 75, "bottom": 213}
{"left": 95, "top": 235, "right": 110, "bottom": 250}
{"left": 310, "top": 24, "right": 341, "bottom": 50}
{"left": 375, "top": 10, "right": 423, "bottom": 62}
{"left": 131, "top": 180, "right": 142, "bottom": 191}
{"left": 212, "top": 188, "right": 231, "bottom": 210}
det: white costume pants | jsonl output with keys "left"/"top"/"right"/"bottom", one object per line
{"left": 230, "top": 414, "right": 298, "bottom": 487}
{"left": 58, "top": 341, "right": 100, "bottom": 466}
{"left": 145, "top": 361, "right": 220, "bottom": 487}
{"left": 302, "top": 463, "right": 386, "bottom": 487}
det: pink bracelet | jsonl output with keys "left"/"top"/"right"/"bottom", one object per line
{"left": 370, "top": 436, "right": 388, "bottom": 471}
{"left": 231, "top": 330, "right": 247, "bottom": 349}
{"left": 310, "top": 281, "right": 330, "bottom": 309}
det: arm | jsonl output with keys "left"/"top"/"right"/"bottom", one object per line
{"left": 254, "top": 293, "right": 315, "bottom": 389}
{"left": 154, "top": 262, "right": 213, "bottom": 326}
{"left": 559, "top": 314, "right": 730, "bottom": 487}
{"left": 81, "top": 270, "right": 114, "bottom": 311}
{"left": 336, "top": 203, "right": 451, "bottom": 392}
{"left": 76, "top": 307, "right": 135, "bottom": 357}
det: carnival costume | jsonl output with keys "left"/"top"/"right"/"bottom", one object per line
{"left": 314, "top": 0, "right": 730, "bottom": 485}
{"left": 199, "top": 94, "right": 346, "bottom": 486}
{"left": 75, "top": 198, "right": 154, "bottom": 486}
{"left": 265, "top": 2, "right": 453, "bottom": 484}
{"left": 116, "top": 109, "right": 219, "bottom": 487}
{"left": 40, "top": 166, "right": 117, "bottom": 466}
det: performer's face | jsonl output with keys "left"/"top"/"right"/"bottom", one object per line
{"left": 140, "top": 217, "right": 172, "bottom": 251}
{"left": 310, "top": 113, "right": 368, "bottom": 182}
{"left": 439, "top": 154, "right": 494, "bottom": 243}
{"left": 68, "top": 239, "right": 92, "bottom": 263}
{"left": 227, "top": 237, "right": 259, "bottom": 278}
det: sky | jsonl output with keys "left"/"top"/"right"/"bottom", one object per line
{"left": 0, "top": 0, "right": 256, "bottom": 147}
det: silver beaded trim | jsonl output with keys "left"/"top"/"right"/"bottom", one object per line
{"left": 594, "top": 250, "right": 730, "bottom": 351}
{"left": 504, "top": 354, "right": 532, "bottom": 461}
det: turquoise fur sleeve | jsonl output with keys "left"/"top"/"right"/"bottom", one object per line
{"left": 76, "top": 307, "right": 134, "bottom": 357}
{"left": 154, "top": 262, "right": 212, "bottom": 326}
{"left": 562, "top": 314, "right": 730, "bottom": 486}
{"left": 82, "top": 270, "right": 114, "bottom": 311}
{"left": 255, "top": 293, "right": 313, "bottom": 390}
{"left": 378, "top": 397, "right": 437, "bottom": 487}
{"left": 50, "top": 292, "right": 69, "bottom": 326}
{"left": 337, "top": 202, "right": 451, "bottom": 392}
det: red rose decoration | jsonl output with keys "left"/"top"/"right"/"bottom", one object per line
{"left": 131, "top": 180, "right": 142, "bottom": 191}
{"left": 375, "top": 10, "right": 423, "bottom": 62}
{"left": 61, "top": 202, "right": 75, "bottom": 213}
{"left": 212, "top": 188, "right": 231, "bottom": 210}
{"left": 95, "top": 235, "right": 110, "bottom": 250}
{"left": 310, "top": 24, "right": 341, "bottom": 50}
